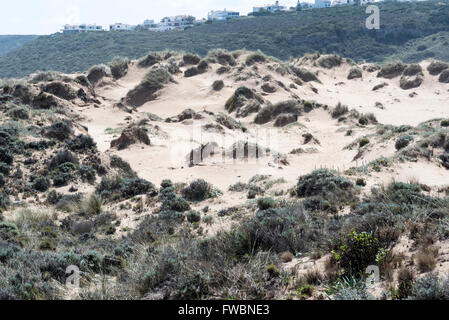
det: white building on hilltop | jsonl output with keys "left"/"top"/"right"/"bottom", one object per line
{"left": 154, "top": 15, "right": 196, "bottom": 31}
{"left": 62, "top": 24, "right": 103, "bottom": 34}
{"left": 253, "top": 1, "right": 288, "bottom": 13}
{"left": 208, "top": 9, "right": 240, "bottom": 21}
{"left": 109, "top": 23, "right": 135, "bottom": 31}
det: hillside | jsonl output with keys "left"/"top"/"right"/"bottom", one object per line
{"left": 0, "top": 35, "right": 39, "bottom": 57}
{"left": 1, "top": 50, "right": 449, "bottom": 299}
{"left": 1, "top": 1, "right": 449, "bottom": 78}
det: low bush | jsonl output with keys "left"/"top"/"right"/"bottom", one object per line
{"left": 87, "top": 64, "right": 111, "bottom": 85}
{"left": 317, "top": 54, "right": 342, "bottom": 69}
{"left": 78, "top": 165, "right": 96, "bottom": 184}
{"left": 44, "top": 121, "right": 73, "bottom": 141}
{"left": 427, "top": 61, "right": 449, "bottom": 76}
{"left": 395, "top": 135, "right": 414, "bottom": 150}
{"left": 187, "top": 211, "right": 201, "bottom": 223}
{"left": 296, "top": 169, "right": 354, "bottom": 201}
{"left": 126, "top": 67, "right": 173, "bottom": 107}
{"left": 49, "top": 150, "right": 79, "bottom": 170}
{"left": 66, "top": 134, "right": 96, "bottom": 152}
{"left": 245, "top": 52, "right": 266, "bottom": 66}
{"left": 331, "top": 229, "right": 383, "bottom": 275}
{"left": 97, "top": 176, "right": 155, "bottom": 201}
{"left": 257, "top": 197, "right": 276, "bottom": 210}
{"left": 377, "top": 62, "right": 406, "bottom": 79}
{"left": 183, "top": 54, "right": 201, "bottom": 65}
{"left": 138, "top": 53, "right": 161, "bottom": 68}
{"left": 331, "top": 102, "right": 348, "bottom": 119}
{"left": 182, "top": 179, "right": 213, "bottom": 202}
{"left": 108, "top": 57, "right": 130, "bottom": 79}
{"left": 359, "top": 138, "right": 370, "bottom": 148}
{"left": 31, "top": 176, "right": 51, "bottom": 192}
{"left": 212, "top": 80, "right": 224, "bottom": 91}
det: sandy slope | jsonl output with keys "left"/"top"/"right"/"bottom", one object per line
{"left": 75, "top": 53, "right": 448, "bottom": 200}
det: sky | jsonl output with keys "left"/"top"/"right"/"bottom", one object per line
{"left": 0, "top": 0, "right": 308, "bottom": 35}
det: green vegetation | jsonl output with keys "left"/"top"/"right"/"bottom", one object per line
{"left": 1, "top": 2, "right": 449, "bottom": 78}
{"left": 0, "top": 35, "right": 38, "bottom": 57}
{"left": 125, "top": 67, "right": 173, "bottom": 106}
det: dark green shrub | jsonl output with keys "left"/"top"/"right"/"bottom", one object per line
{"left": 161, "top": 179, "right": 173, "bottom": 189}
{"left": 197, "top": 60, "right": 208, "bottom": 72}
{"left": 182, "top": 179, "right": 212, "bottom": 201}
{"left": 356, "top": 178, "right": 366, "bottom": 187}
{"left": 183, "top": 54, "right": 201, "bottom": 65}
{"left": 166, "top": 197, "right": 191, "bottom": 212}
{"left": 254, "top": 100, "right": 301, "bottom": 125}
{"left": 246, "top": 52, "right": 266, "bottom": 66}
{"left": 257, "top": 197, "right": 276, "bottom": 210}
{"left": 126, "top": 67, "right": 173, "bottom": 107}
{"left": 120, "top": 178, "right": 155, "bottom": 199}
{"left": 43, "top": 81, "right": 76, "bottom": 100}
{"left": 159, "top": 210, "right": 185, "bottom": 222}
{"left": 184, "top": 67, "right": 199, "bottom": 77}
{"left": 402, "top": 64, "right": 422, "bottom": 76}
{"left": 31, "top": 176, "right": 51, "bottom": 192}
{"left": 78, "top": 165, "right": 96, "bottom": 183}
{"left": 44, "top": 121, "right": 73, "bottom": 141}
{"left": 0, "top": 193, "right": 10, "bottom": 210}
{"left": 87, "top": 64, "right": 111, "bottom": 85}
{"left": 187, "top": 210, "right": 201, "bottom": 223}
{"left": 427, "top": 61, "right": 449, "bottom": 76}
{"left": 212, "top": 80, "right": 224, "bottom": 91}
{"left": 296, "top": 169, "right": 353, "bottom": 198}
{"left": 331, "top": 102, "right": 348, "bottom": 119}
{"left": 0, "top": 173, "right": 5, "bottom": 187}
{"left": 138, "top": 53, "right": 161, "bottom": 68}
{"left": 0, "top": 162, "right": 10, "bottom": 175}
{"left": 67, "top": 134, "right": 96, "bottom": 152}
{"left": 359, "top": 138, "right": 370, "bottom": 148}
{"left": 290, "top": 66, "right": 320, "bottom": 83}
{"left": 0, "top": 221, "right": 19, "bottom": 238}
{"left": 49, "top": 150, "right": 79, "bottom": 170}
{"left": 441, "top": 120, "right": 449, "bottom": 127}
{"left": 108, "top": 57, "right": 130, "bottom": 79}
{"left": 0, "top": 147, "right": 13, "bottom": 165}
{"left": 302, "top": 196, "right": 332, "bottom": 212}
{"left": 347, "top": 67, "right": 362, "bottom": 80}
{"left": 395, "top": 135, "right": 413, "bottom": 150}
{"left": 441, "top": 70, "right": 449, "bottom": 83}
{"left": 317, "top": 54, "right": 342, "bottom": 69}
{"left": 377, "top": 62, "right": 406, "bottom": 79}
{"left": 7, "top": 107, "right": 29, "bottom": 120}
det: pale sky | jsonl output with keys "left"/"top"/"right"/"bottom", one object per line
{"left": 0, "top": 0, "right": 308, "bottom": 35}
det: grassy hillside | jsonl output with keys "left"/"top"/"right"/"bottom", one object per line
{"left": 0, "top": 35, "right": 39, "bottom": 57}
{"left": 1, "top": 1, "right": 449, "bottom": 78}
{"left": 385, "top": 31, "right": 449, "bottom": 63}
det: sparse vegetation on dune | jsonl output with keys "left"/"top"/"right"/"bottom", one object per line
{"left": 2, "top": 23, "right": 449, "bottom": 302}
{"left": 125, "top": 67, "right": 173, "bottom": 107}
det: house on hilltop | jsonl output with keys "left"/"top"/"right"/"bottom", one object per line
{"left": 62, "top": 24, "right": 103, "bottom": 34}
{"left": 208, "top": 9, "right": 240, "bottom": 21}
{"left": 253, "top": 1, "right": 288, "bottom": 13}
{"left": 110, "top": 23, "right": 135, "bottom": 31}
{"left": 154, "top": 15, "right": 196, "bottom": 31}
